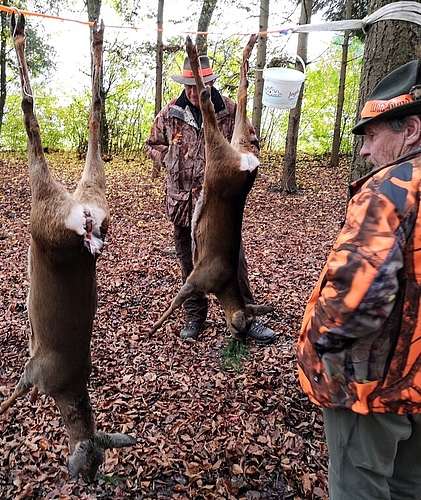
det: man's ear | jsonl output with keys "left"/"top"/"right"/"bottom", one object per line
{"left": 405, "top": 116, "right": 421, "bottom": 146}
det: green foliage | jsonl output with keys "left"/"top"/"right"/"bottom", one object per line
{"left": 63, "top": 94, "right": 91, "bottom": 153}
{"left": 315, "top": 0, "right": 368, "bottom": 41}
{"left": 9, "top": 1, "right": 57, "bottom": 79}
{"left": 23, "top": 26, "right": 57, "bottom": 79}
{"left": 261, "top": 36, "right": 362, "bottom": 154}
{"left": 209, "top": 37, "right": 244, "bottom": 99}
{"left": 1, "top": 95, "right": 27, "bottom": 151}
{"left": 221, "top": 338, "right": 249, "bottom": 372}
{"left": 2, "top": 21, "right": 363, "bottom": 157}
{"left": 315, "top": 0, "right": 368, "bottom": 20}
{"left": 1, "top": 90, "right": 79, "bottom": 151}
{"left": 106, "top": 79, "right": 156, "bottom": 155}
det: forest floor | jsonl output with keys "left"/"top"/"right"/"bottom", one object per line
{"left": 0, "top": 151, "right": 350, "bottom": 499}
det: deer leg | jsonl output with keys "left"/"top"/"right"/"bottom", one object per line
{"left": 229, "top": 310, "right": 248, "bottom": 343}
{"left": 11, "top": 13, "right": 54, "bottom": 193}
{"left": 185, "top": 36, "right": 219, "bottom": 133}
{"left": 0, "top": 368, "right": 33, "bottom": 414}
{"left": 228, "top": 306, "right": 273, "bottom": 343}
{"left": 216, "top": 281, "right": 273, "bottom": 342}
{"left": 238, "top": 34, "right": 258, "bottom": 116}
{"left": 231, "top": 34, "right": 258, "bottom": 155}
{"left": 73, "top": 20, "right": 106, "bottom": 205}
{"left": 149, "top": 281, "right": 198, "bottom": 335}
{"left": 54, "top": 389, "right": 98, "bottom": 482}
{"left": 185, "top": 36, "right": 205, "bottom": 95}
{"left": 68, "top": 431, "right": 136, "bottom": 483}
{"left": 73, "top": 21, "right": 109, "bottom": 256}
{"left": 29, "top": 386, "right": 39, "bottom": 402}
{"left": 54, "top": 390, "right": 96, "bottom": 449}
{"left": 215, "top": 281, "right": 249, "bottom": 342}
{"left": 11, "top": 14, "right": 42, "bottom": 162}
{"left": 247, "top": 304, "right": 274, "bottom": 316}
{"left": 55, "top": 389, "right": 135, "bottom": 482}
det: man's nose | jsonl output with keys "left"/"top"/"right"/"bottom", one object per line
{"left": 359, "top": 141, "right": 369, "bottom": 158}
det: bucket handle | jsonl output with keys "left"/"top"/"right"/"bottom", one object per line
{"left": 295, "top": 55, "right": 306, "bottom": 77}
{"left": 261, "top": 54, "right": 306, "bottom": 77}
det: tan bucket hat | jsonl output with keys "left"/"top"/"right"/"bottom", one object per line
{"left": 171, "top": 55, "right": 220, "bottom": 85}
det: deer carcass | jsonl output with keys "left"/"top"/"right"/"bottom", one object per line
{"left": 150, "top": 35, "right": 273, "bottom": 341}
{"left": 0, "top": 14, "right": 135, "bottom": 482}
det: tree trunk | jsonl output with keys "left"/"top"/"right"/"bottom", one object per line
{"left": 196, "top": 0, "right": 217, "bottom": 56}
{"left": 155, "top": 0, "right": 164, "bottom": 116}
{"left": 281, "top": 0, "right": 311, "bottom": 194}
{"left": 252, "top": 0, "right": 269, "bottom": 140}
{"left": 350, "top": 0, "right": 421, "bottom": 181}
{"left": 86, "top": 0, "right": 109, "bottom": 157}
{"left": 152, "top": 0, "right": 164, "bottom": 179}
{"left": 0, "top": 1, "right": 9, "bottom": 136}
{"left": 330, "top": 0, "right": 352, "bottom": 168}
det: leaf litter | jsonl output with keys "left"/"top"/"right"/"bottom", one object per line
{"left": 0, "top": 151, "right": 349, "bottom": 499}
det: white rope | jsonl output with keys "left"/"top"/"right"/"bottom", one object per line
{"left": 292, "top": 1, "right": 421, "bottom": 33}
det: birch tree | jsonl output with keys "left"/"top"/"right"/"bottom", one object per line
{"left": 86, "top": 0, "right": 109, "bottom": 155}
{"left": 252, "top": 0, "right": 269, "bottom": 139}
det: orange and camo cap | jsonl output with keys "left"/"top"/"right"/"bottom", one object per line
{"left": 352, "top": 60, "right": 421, "bottom": 135}
{"left": 171, "top": 55, "right": 220, "bottom": 85}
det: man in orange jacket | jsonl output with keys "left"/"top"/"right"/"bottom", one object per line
{"left": 298, "top": 59, "right": 421, "bottom": 499}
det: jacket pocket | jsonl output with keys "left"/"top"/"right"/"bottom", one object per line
{"left": 166, "top": 187, "right": 191, "bottom": 226}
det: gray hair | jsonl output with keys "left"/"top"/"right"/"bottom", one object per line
{"left": 387, "top": 116, "right": 421, "bottom": 132}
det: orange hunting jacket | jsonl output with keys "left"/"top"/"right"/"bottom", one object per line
{"left": 298, "top": 149, "right": 421, "bottom": 415}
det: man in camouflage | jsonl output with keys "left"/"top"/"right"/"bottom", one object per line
{"left": 146, "top": 55, "right": 276, "bottom": 344}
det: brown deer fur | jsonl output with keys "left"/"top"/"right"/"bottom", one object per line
{"left": 0, "top": 14, "right": 135, "bottom": 482}
{"left": 150, "top": 35, "right": 273, "bottom": 341}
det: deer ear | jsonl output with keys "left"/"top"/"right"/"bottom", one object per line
{"left": 95, "top": 431, "right": 137, "bottom": 449}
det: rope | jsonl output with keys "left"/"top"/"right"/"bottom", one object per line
{"left": 4, "top": 1, "right": 421, "bottom": 38}
{"left": 293, "top": 1, "right": 421, "bottom": 33}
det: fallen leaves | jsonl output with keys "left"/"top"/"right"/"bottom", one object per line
{"left": 0, "top": 151, "right": 348, "bottom": 499}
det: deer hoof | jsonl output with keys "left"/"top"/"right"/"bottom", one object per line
{"left": 200, "top": 88, "right": 211, "bottom": 103}
{"left": 228, "top": 310, "right": 247, "bottom": 342}
{"left": 68, "top": 432, "right": 136, "bottom": 481}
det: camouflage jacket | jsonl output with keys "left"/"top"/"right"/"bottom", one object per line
{"left": 145, "top": 87, "right": 259, "bottom": 227}
{"left": 298, "top": 149, "right": 421, "bottom": 414}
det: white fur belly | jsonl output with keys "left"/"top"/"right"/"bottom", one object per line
{"left": 239, "top": 152, "right": 259, "bottom": 172}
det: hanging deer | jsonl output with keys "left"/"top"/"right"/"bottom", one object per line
{"left": 0, "top": 14, "right": 136, "bottom": 482}
{"left": 150, "top": 35, "right": 273, "bottom": 341}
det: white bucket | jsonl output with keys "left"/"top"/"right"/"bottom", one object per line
{"left": 262, "top": 56, "right": 306, "bottom": 110}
